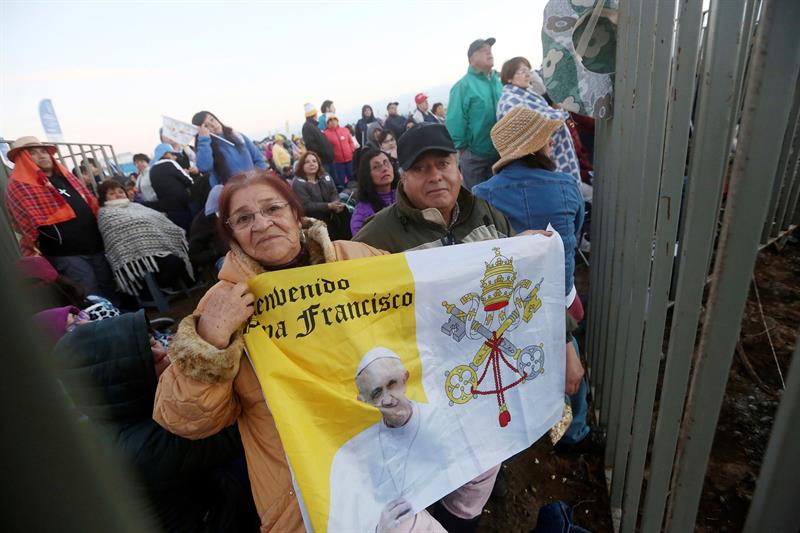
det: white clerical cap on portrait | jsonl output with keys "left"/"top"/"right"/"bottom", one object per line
{"left": 356, "top": 347, "right": 402, "bottom": 378}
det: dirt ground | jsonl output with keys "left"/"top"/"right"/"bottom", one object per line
{"left": 148, "top": 234, "right": 798, "bottom": 533}
{"left": 478, "top": 232, "right": 799, "bottom": 533}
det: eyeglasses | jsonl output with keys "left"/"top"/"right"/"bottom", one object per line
{"left": 226, "top": 202, "right": 290, "bottom": 230}
{"left": 515, "top": 67, "right": 532, "bottom": 75}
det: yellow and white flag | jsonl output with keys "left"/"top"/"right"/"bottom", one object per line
{"left": 244, "top": 234, "right": 567, "bottom": 532}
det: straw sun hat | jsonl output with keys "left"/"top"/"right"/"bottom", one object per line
{"left": 7, "top": 136, "right": 57, "bottom": 162}
{"left": 490, "top": 106, "right": 564, "bottom": 174}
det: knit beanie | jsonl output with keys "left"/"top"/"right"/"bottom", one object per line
{"left": 304, "top": 103, "right": 317, "bottom": 118}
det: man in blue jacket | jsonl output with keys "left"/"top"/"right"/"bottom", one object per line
{"left": 445, "top": 37, "right": 503, "bottom": 190}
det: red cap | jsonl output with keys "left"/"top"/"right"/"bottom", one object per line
{"left": 414, "top": 93, "right": 428, "bottom": 105}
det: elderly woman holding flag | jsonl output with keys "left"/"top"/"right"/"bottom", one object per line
{"left": 154, "top": 168, "right": 506, "bottom": 532}
{"left": 192, "top": 110, "right": 266, "bottom": 186}
{"left": 153, "top": 169, "right": 387, "bottom": 532}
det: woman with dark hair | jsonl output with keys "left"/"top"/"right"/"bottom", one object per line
{"left": 318, "top": 99, "right": 335, "bottom": 130}
{"left": 355, "top": 105, "right": 377, "bottom": 147}
{"left": 496, "top": 56, "right": 581, "bottom": 184}
{"left": 153, "top": 169, "right": 388, "bottom": 533}
{"left": 192, "top": 110, "right": 266, "bottom": 187}
{"left": 432, "top": 102, "right": 446, "bottom": 123}
{"left": 375, "top": 129, "right": 398, "bottom": 161}
{"left": 350, "top": 149, "right": 399, "bottom": 235}
{"left": 291, "top": 151, "right": 344, "bottom": 222}
{"left": 474, "top": 106, "right": 584, "bottom": 320}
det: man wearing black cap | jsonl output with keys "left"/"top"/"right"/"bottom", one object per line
{"left": 352, "top": 123, "right": 512, "bottom": 252}
{"left": 354, "top": 124, "right": 584, "bottom": 532}
{"left": 445, "top": 37, "right": 503, "bottom": 190}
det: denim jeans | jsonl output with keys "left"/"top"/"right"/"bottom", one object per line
{"left": 333, "top": 161, "right": 353, "bottom": 189}
{"left": 48, "top": 252, "right": 116, "bottom": 300}
{"left": 324, "top": 163, "right": 339, "bottom": 189}
{"left": 561, "top": 337, "right": 590, "bottom": 444}
{"left": 459, "top": 148, "right": 498, "bottom": 190}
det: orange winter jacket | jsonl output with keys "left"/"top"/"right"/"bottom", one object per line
{"left": 153, "top": 218, "right": 387, "bottom": 532}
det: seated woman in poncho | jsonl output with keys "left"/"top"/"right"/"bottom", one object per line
{"left": 97, "top": 180, "right": 193, "bottom": 295}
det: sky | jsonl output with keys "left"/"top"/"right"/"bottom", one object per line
{"left": 1, "top": 0, "right": 545, "bottom": 156}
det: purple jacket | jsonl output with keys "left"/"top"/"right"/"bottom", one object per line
{"left": 350, "top": 190, "right": 396, "bottom": 235}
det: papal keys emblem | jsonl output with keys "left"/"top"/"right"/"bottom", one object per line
{"left": 440, "top": 248, "right": 546, "bottom": 427}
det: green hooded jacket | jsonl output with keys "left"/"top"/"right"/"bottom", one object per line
{"left": 445, "top": 66, "right": 503, "bottom": 157}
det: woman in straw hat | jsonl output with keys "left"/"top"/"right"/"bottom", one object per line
{"left": 473, "top": 106, "right": 584, "bottom": 317}
{"left": 474, "top": 106, "right": 593, "bottom": 450}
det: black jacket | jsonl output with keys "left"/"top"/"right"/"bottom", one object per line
{"left": 384, "top": 114, "right": 407, "bottom": 139}
{"left": 53, "top": 311, "right": 250, "bottom": 531}
{"left": 189, "top": 212, "right": 229, "bottom": 268}
{"left": 149, "top": 161, "right": 193, "bottom": 212}
{"left": 355, "top": 117, "right": 377, "bottom": 147}
{"left": 302, "top": 117, "right": 334, "bottom": 164}
{"left": 292, "top": 175, "right": 338, "bottom": 220}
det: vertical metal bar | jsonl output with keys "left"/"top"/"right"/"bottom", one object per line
{"left": 602, "top": 0, "right": 642, "bottom": 480}
{"left": 609, "top": 0, "right": 663, "bottom": 513}
{"left": 743, "top": 332, "right": 800, "bottom": 532}
{"left": 53, "top": 145, "right": 67, "bottom": 169}
{"left": 64, "top": 143, "right": 82, "bottom": 182}
{"left": 586, "top": 119, "right": 606, "bottom": 382}
{"left": 89, "top": 145, "right": 106, "bottom": 181}
{"left": 776, "top": 118, "right": 800, "bottom": 230}
{"left": 635, "top": 0, "right": 705, "bottom": 529}
{"left": 731, "top": 0, "right": 759, "bottom": 125}
{"left": 617, "top": 0, "right": 685, "bottom": 530}
{"left": 108, "top": 144, "right": 121, "bottom": 171}
{"left": 593, "top": 118, "right": 614, "bottom": 383}
{"left": 789, "top": 157, "right": 800, "bottom": 224}
{"left": 665, "top": 0, "right": 800, "bottom": 529}
{"left": 761, "top": 76, "right": 800, "bottom": 240}
{"left": 597, "top": 0, "right": 634, "bottom": 434}
{"left": 98, "top": 145, "right": 113, "bottom": 177}
{"left": 640, "top": 0, "right": 750, "bottom": 530}
{"left": 597, "top": 151, "right": 619, "bottom": 428}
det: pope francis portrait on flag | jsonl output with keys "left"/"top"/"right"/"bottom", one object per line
{"left": 327, "top": 347, "right": 467, "bottom": 532}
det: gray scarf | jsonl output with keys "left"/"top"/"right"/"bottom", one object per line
{"left": 98, "top": 200, "right": 193, "bottom": 294}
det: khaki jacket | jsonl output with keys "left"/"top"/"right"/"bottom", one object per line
{"left": 153, "top": 219, "right": 386, "bottom": 532}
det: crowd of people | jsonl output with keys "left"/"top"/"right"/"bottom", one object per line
{"left": 5, "top": 35, "right": 599, "bottom": 532}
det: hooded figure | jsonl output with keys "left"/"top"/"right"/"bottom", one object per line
{"left": 53, "top": 310, "right": 258, "bottom": 532}
{"left": 149, "top": 143, "right": 195, "bottom": 234}
{"left": 355, "top": 105, "right": 378, "bottom": 147}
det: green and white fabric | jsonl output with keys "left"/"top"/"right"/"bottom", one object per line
{"left": 541, "top": 0, "right": 618, "bottom": 118}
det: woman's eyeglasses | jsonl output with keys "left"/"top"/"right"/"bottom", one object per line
{"left": 227, "top": 202, "right": 290, "bottom": 230}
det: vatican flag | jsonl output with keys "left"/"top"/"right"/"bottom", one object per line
{"left": 244, "top": 233, "right": 567, "bottom": 532}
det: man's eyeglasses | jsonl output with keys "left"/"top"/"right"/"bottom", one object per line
{"left": 226, "top": 202, "right": 290, "bottom": 230}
